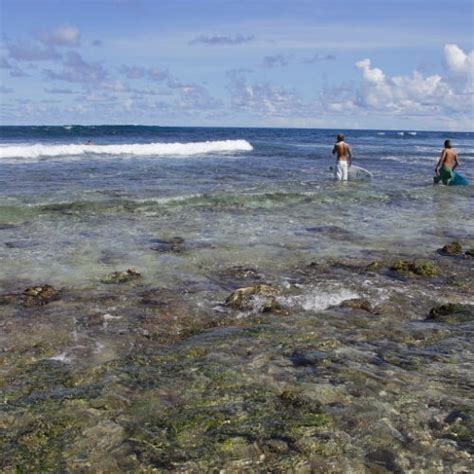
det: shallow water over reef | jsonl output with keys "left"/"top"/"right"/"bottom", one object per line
{"left": 1, "top": 248, "right": 473, "bottom": 472}
{"left": 1, "top": 126, "right": 473, "bottom": 471}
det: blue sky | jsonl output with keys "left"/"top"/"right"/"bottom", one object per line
{"left": 0, "top": 0, "right": 473, "bottom": 129}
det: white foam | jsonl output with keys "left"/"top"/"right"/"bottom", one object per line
{"left": 48, "top": 352, "right": 71, "bottom": 363}
{"left": 0, "top": 139, "right": 253, "bottom": 162}
{"left": 283, "top": 288, "right": 359, "bottom": 312}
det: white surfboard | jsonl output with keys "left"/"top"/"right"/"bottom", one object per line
{"left": 329, "top": 164, "right": 373, "bottom": 180}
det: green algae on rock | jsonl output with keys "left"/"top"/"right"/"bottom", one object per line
{"left": 427, "top": 304, "right": 474, "bottom": 323}
{"left": 390, "top": 259, "right": 438, "bottom": 277}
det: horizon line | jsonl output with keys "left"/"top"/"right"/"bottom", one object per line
{"left": 1, "top": 124, "right": 473, "bottom": 134}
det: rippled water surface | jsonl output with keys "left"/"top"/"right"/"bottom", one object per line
{"left": 0, "top": 126, "right": 473, "bottom": 472}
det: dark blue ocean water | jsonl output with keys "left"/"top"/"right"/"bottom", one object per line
{"left": 1, "top": 126, "right": 473, "bottom": 196}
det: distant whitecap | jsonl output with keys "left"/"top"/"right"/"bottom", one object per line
{"left": 0, "top": 139, "right": 254, "bottom": 162}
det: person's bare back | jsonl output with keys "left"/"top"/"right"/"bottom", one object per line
{"left": 332, "top": 133, "right": 352, "bottom": 181}
{"left": 434, "top": 139, "right": 460, "bottom": 185}
{"left": 439, "top": 148, "right": 458, "bottom": 170}
{"left": 332, "top": 138, "right": 352, "bottom": 162}
{"left": 435, "top": 140, "right": 459, "bottom": 172}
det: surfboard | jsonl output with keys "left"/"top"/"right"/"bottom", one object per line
{"left": 329, "top": 164, "right": 373, "bottom": 180}
{"left": 449, "top": 171, "right": 470, "bottom": 186}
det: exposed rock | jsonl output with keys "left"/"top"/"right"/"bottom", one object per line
{"left": 439, "top": 241, "right": 463, "bottom": 255}
{"left": 101, "top": 268, "right": 141, "bottom": 284}
{"left": 225, "top": 284, "right": 284, "bottom": 313}
{"left": 427, "top": 304, "right": 474, "bottom": 323}
{"left": 390, "top": 259, "right": 438, "bottom": 277}
{"left": 22, "top": 285, "right": 59, "bottom": 306}
{"left": 339, "top": 298, "right": 374, "bottom": 312}
{"left": 465, "top": 248, "right": 474, "bottom": 257}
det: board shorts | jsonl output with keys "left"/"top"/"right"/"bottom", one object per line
{"left": 335, "top": 161, "right": 349, "bottom": 181}
{"left": 434, "top": 165, "right": 454, "bottom": 185}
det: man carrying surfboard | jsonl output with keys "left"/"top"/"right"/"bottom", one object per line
{"left": 332, "top": 134, "right": 352, "bottom": 181}
{"left": 434, "top": 140, "right": 459, "bottom": 185}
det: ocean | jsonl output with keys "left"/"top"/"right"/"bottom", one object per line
{"left": 1, "top": 125, "right": 472, "bottom": 287}
{"left": 1, "top": 126, "right": 473, "bottom": 472}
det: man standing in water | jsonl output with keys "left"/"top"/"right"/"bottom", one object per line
{"left": 434, "top": 140, "right": 459, "bottom": 185}
{"left": 332, "top": 134, "right": 352, "bottom": 181}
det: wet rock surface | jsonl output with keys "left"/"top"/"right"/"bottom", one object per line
{"left": 100, "top": 268, "right": 141, "bottom": 284}
{"left": 427, "top": 303, "right": 474, "bottom": 323}
{"left": 1, "top": 251, "right": 473, "bottom": 472}
{"left": 225, "top": 284, "right": 285, "bottom": 313}
{"left": 439, "top": 240, "right": 463, "bottom": 255}
{"left": 390, "top": 259, "right": 438, "bottom": 277}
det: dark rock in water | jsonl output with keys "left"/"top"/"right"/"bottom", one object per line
{"left": 445, "top": 410, "right": 470, "bottom": 424}
{"left": 0, "top": 224, "right": 17, "bottom": 230}
{"left": 225, "top": 284, "right": 285, "bottom": 313}
{"left": 5, "top": 241, "right": 36, "bottom": 249}
{"left": 101, "top": 268, "right": 141, "bottom": 284}
{"left": 150, "top": 236, "right": 186, "bottom": 253}
{"left": 289, "top": 349, "right": 328, "bottom": 366}
{"left": 390, "top": 259, "right": 438, "bottom": 277}
{"left": 339, "top": 298, "right": 374, "bottom": 313}
{"left": 439, "top": 241, "right": 463, "bottom": 255}
{"left": 465, "top": 247, "right": 474, "bottom": 257}
{"left": 22, "top": 285, "right": 59, "bottom": 307}
{"left": 365, "top": 447, "right": 403, "bottom": 474}
{"left": 427, "top": 304, "right": 474, "bottom": 323}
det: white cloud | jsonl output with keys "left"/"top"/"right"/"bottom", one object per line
{"left": 324, "top": 44, "right": 474, "bottom": 125}
{"left": 39, "top": 25, "right": 81, "bottom": 47}
{"left": 6, "top": 39, "right": 60, "bottom": 61}
{"left": 44, "top": 52, "right": 108, "bottom": 84}
{"left": 228, "top": 71, "right": 306, "bottom": 117}
{"left": 444, "top": 43, "right": 474, "bottom": 77}
{"left": 262, "top": 54, "right": 292, "bottom": 68}
{"left": 189, "top": 34, "right": 255, "bottom": 46}
{"left": 355, "top": 59, "right": 385, "bottom": 84}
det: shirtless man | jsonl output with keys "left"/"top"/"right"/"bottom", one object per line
{"left": 434, "top": 140, "right": 459, "bottom": 185}
{"left": 332, "top": 134, "right": 352, "bottom": 181}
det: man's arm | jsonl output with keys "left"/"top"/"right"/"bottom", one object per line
{"left": 347, "top": 145, "right": 352, "bottom": 166}
{"left": 435, "top": 150, "right": 446, "bottom": 173}
{"left": 453, "top": 152, "right": 459, "bottom": 170}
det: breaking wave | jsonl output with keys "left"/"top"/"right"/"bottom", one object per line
{"left": 0, "top": 139, "right": 253, "bottom": 161}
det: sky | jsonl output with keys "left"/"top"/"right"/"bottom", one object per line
{"left": 0, "top": 0, "right": 473, "bottom": 130}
